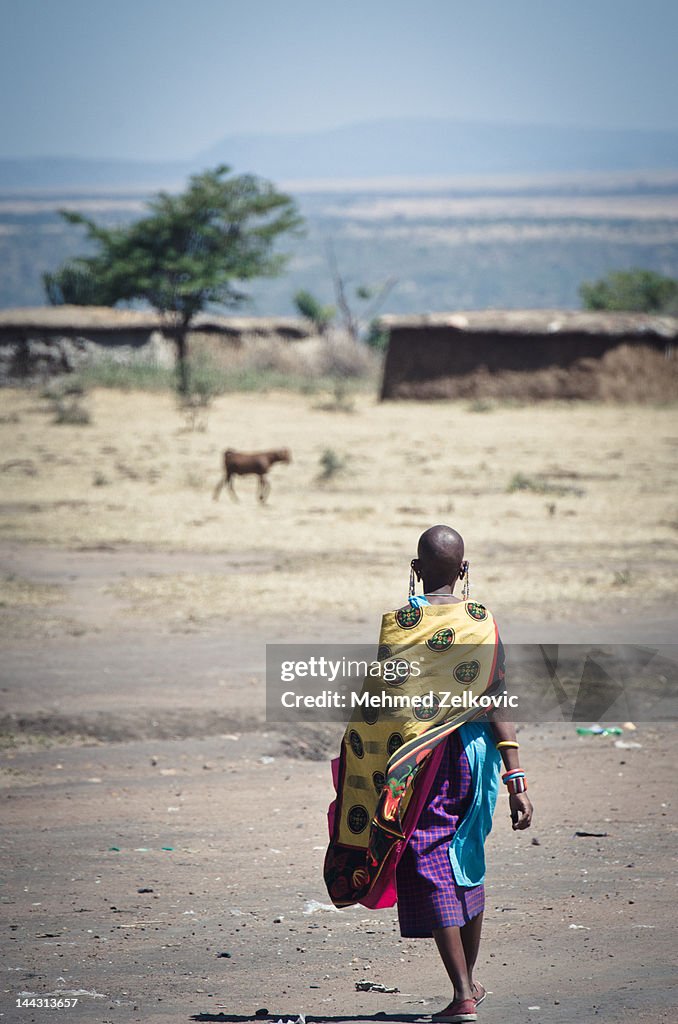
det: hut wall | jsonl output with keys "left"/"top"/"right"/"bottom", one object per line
{"left": 380, "top": 321, "right": 674, "bottom": 400}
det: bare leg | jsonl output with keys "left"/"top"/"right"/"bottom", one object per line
{"left": 432, "top": 926, "right": 474, "bottom": 1003}
{"left": 460, "top": 911, "right": 483, "bottom": 988}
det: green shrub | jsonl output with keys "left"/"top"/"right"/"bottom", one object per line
{"left": 293, "top": 289, "right": 336, "bottom": 333}
{"left": 317, "top": 448, "right": 349, "bottom": 481}
{"left": 52, "top": 398, "right": 91, "bottom": 425}
{"left": 365, "top": 319, "right": 389, "bottom": 351}
{"left": 507, "top": 472, "right": 585, "bottom": 497}
{"left": 580, "top": 268, "right": 678, "bottom": 314}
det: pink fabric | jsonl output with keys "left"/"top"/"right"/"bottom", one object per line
{"left": 326, "top": 757, "right": 340, "bottom": 836}
{"left": 325, "top": 744, "right": 448, "bottom": 909}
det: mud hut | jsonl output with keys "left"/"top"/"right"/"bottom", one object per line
{"left": 0, "top": 306, "right": 312, "bottom": 380}
{"left": 378, "top": 310, "right": 678, "bottom": 402}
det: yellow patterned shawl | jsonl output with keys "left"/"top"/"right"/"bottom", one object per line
{"left": 324, "top": 599, "right": 498, "bottom": 908}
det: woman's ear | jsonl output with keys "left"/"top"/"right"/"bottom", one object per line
{"left": 411, "top": 558, "right": 422, "bottom": 581}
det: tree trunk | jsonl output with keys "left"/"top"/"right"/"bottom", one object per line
{"left": 175, "top": 326, "right": 190, "bottom": 395}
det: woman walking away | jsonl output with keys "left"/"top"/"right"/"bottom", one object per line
{"left": 324, "top": 525, "right": 533, "bottom": 1023}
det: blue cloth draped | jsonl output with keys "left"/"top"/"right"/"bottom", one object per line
{"left": 408, "top": 593, "right": 502, "bottom": 886}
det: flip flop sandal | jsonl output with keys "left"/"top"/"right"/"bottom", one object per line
{"left": 472, "top": 981, "right": 487, "bottom": 1005}
{"left": 431, "top": 999, "right": 478, "bottom": 1023}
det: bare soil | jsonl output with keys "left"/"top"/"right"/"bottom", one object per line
{"left": 1, "top": 390, "right": 677, "bottom": 1023}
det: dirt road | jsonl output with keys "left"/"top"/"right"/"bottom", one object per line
{"left": 1, "top": 543, "right": 677, "bottom": 1024}
{"left": 1, "top": 379, "right": 677, "bottom": 1024}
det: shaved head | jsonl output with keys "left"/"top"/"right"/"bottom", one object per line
{"left": 413, "top": 525, "right": 465, "bottom": 592}
{"left": 418, "top": 524, "right": 464, "bottom": 571}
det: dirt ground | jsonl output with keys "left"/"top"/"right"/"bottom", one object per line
{"left": 1, "top": 387, "right": 677, "bottom": 621}
{"left": 1, "top": 389, "right": 677, "bottom": 1023}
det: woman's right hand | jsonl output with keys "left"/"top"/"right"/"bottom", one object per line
{"left": 509, "top": 792, "right": 533, "bottom": 830}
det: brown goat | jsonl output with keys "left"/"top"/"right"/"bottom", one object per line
{"left": 213, "top": 448, "right": 292, "bottom": 504}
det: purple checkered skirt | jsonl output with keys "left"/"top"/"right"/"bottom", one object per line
{"left": 395, "top": 731, "right": 484, "bottom": 937}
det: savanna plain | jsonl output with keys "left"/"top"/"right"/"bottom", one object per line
{"left": 1, "top": 386, "right": 677, "bottom": 1024}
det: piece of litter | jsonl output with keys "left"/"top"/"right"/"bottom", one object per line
{"left": 108, "top": 846, "right": 120, "bottom": 852}
{"left": 574, "top": 831, "right": 608, "bottom": 838}
{"left": 528, "top": 1007, "right": 541, "bottom": 1011}
{"left": 137, "top": 887, "right": 153, "bottom": 894}
{"left": 260, "top": 756, "right": 275, "bottom": 764}
{"left": 569, "top": 924, "right": 590, "bottom": 930}
{"left": 614, "top": 740, "right": 642, "bottom": 750}
{"left": 161, "top": 846, "right": 174, "bottom": 851}
{"left": 621, "top": 721, "right": 637, "bottom": 731}
{"left": 303, "top": 899, "right": 338, "bottom": 915}
{"left": 576, "top": 725, "right": 623, "bottom": 736}
{"left": 355, "top": 981, "right": 399, "bottom": 993}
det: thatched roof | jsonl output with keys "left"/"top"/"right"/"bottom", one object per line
{"left": 0, "top": 306, "right": 312, "bottom": 337}
{"left": 378, "top": 310, "right": 678, "bottom": 339}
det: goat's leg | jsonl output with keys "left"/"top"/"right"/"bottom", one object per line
{"left": 226, "top": 472, "right": 239, "bottom": 503}
{"left": 212, "top": 475, "right": 225, "bottom": 501}
{"left": 258, "top": 474, "right": 270, "bottom": 504}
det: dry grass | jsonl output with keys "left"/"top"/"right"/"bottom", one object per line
{"left": 0, "top": 574, "right": 64, "bottom": 608}
{"left": 0, "top": 386, "right": 677, "bottom": 620}
{"left": 0, "top": 574, "right": 83, "bottom": 643}
{"left": 186, "top": 331, "right": 378, "bottom": 392}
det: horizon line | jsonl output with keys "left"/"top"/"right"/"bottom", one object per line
{"left": 3, "top": 114, "right": 678, "bottom": 165}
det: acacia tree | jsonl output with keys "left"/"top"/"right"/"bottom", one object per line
{"left": 580, "top": 268, "right": 678, "bottom": 314}
{"left": 44, "top": 165, "right": 303, "bottom": 392}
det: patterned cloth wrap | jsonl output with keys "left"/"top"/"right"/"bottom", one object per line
{"left": 324, "top": 599, "right": 499, "bottom": 908}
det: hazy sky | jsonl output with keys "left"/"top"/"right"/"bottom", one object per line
{"left": 2, "top": 0, "right": 677, "bottom": 160}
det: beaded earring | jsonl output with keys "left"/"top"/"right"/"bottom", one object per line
{"left": 460, "top": 560, "right": 470, "bottom": 600}
{"left": 409, "top": 564, "right": 416, "bottom": 597}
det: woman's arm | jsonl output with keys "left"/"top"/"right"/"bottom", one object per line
{"left": 490, "top": 717, "right": 533, "bottom": 831}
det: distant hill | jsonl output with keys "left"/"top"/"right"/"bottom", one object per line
{"left": 2, "top": 118, "right": 678, "bottom": 189}
{"left": 202, "top": 118, "right": 678, "bottom": 179}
